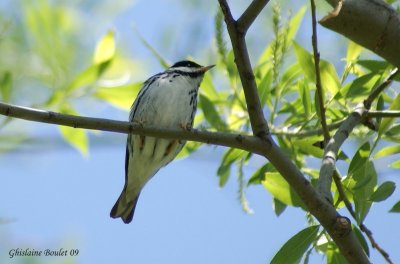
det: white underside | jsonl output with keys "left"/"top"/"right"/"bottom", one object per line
{"left": 125, "top": 73, "right": 203, "bottom": 201}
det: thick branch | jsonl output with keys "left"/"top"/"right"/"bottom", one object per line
{"left": 0, "top": 102, "right": 266, "bottom": 155}
{"left": 219, "top": 1, "right": 370, "bottom": 263}
{"left": 237, "top": 0, "right": 271, "bottom": 33}
{"left": 218, "top": 0, "right": 270, "bottom": 138}
{"left": 261, "top": 135, "right": 370, "bottom": 264}
{"left": 310, "top": 0, "right": 330, "bottom": 143}
{"left": 321, "top": 0, "right": 400, "bottom": 68}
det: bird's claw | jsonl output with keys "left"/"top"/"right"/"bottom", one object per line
{"left": 180, "top": 122, "right": 192, "bottom": 131}
{"left": 133, "top": 118, "right": 146, "bottom": 127}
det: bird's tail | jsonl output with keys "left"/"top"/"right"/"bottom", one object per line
{"left": 110, "top": 189, "right": 139, "bottom": 224}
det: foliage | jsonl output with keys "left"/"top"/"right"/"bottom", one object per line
{"left": 1, "top": 1, "right": 400, "bottom": 263}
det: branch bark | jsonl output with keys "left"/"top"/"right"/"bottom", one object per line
{"left": 237, "top": 0, "right": 271, "bottom": 33}
{"left": 367, "top": 110, "right": 400, "bottom": 118}
{"left": 218, "top": 1, "right": 370, "bottom": 263}
{"left": 310, "top": 0, "right": 330, "bottom": 143}
{"left": 318, "top": 68, "right": 397, "bottom": 202}
{"left": 318, "top": 103, "right": 366, "bottom": 202}
{"left": 333, "top": 172, "right": 394, "bottom": 264}
{"left": 218, "top": 0, "right": 270, "bottom": 138}
{"left": 321, "top": 0, "right": 400, "bottom": 68}
{"left": 0, "top": 102, "right": 266, "bottom": 155}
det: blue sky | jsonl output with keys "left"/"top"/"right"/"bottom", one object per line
{"left": 1, "top": 0, "right": 400, "bottom": 263}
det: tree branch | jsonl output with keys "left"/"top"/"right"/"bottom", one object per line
{"left": 219, "top": 1, "right": 370, "bottom": 263}
{"left": 321, "top": 0, "right": 400, "bottom": 68}
{"left": 364, "top": 68, "right": 399, "bottom": 109}
{"left": 310, "top": 0, "right": 330, "bottom": 143}
{"left": 367, "top": 110, "right": 400, "bottom": 118}
{"left": 318, "top": 103, "right": 366, "bottom": 202}
{"left": 237, "top": 0, "right": 271, "bottom": 33}
{"left": 0, "top": 102, "right": 267, "bottom": 155}
{"left": 218, "top": 0, "right": 270, "bottom": 138}
{"left": 271, "top": 120, "right": 343, "bottom": 137}
{"left": 318, "top": 69, "right": 397, "bottom": 203}
{"left": 260, "top": 135, "right": 370, "bottom": 264}
{"left": 333, "top": 172, "right": 394, "bottom": 264}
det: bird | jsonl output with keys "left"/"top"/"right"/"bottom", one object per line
{"left": 110, "top": 60, "right": 214, "bottom": 224}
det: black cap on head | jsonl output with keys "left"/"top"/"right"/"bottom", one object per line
{"left": 171, "top": 60, "right": 202, "bottom": 68}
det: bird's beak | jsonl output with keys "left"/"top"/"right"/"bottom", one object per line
{"left": 200, "top": 64, "right": 215, "bottom": 73}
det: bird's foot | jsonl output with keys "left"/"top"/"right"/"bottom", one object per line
{"left": 180, "top": 122, "right": 192, "bottom": 131}
{"left": 133, "top": 118, "right": 146, "bottom": 127}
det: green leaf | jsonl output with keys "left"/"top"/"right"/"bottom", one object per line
{"left": 353, "top": 226, "right": 370, "bottom": 256}
{"left": 353, "top": 161, "right": 377, "bottom": 223}
{"left": 327, "top": 245, "right": 349, "bottom": 264}
{"left": 257, "top": 70, "right": 272, "bottom": 106}
{"left": 319, "top": 60, "right": 340, "bottom": 94}
{"left": 247, "top": 164, "right": 269, "bottom": 186}
{"left": 95, "top": 83, "right": 142, "bottom": 110}
{"left": 59, "top": 106, "right": 88, "bottom": 156}
{"left": 262, "top": 172, "right": 304, "bottom": 208}
{"left": 279, "top": 63, "right": 303, "bottom": 95}
{"left": 175, "top": 141, "right": 202, "bottom": 159}
{"left": 0, "top": 72, "right": 12, "bottom": 102}
{"left": 376, "top": 95, "right": 384, "bottom": 127}
{"left": 270, "top": 225, "right": 319, "bottom": 264}
{"left": 217, "top": 148, "right": 245, "bottom": 187}
{"left": 286, "top": 6, "right": 307, "bottom": 42}
{"left": 215, "top": 10, "right": 228, "bottom": 64}
{"left": 300, "top": 79, "right": 311, "bottom": 117}
{"left": 374, "top": 145, "right": 400, "bottom": 159}
{"left": 389, "top": 200, "right": 400, "bottom": 213}
{"left": 67, "top": 61, "right": 112, "bottom": 92}
{"left": 0, "top": 134, "right": 28, "bottom": 153}
{"left": 370, "top": 181, "right": 396, "bottom": 202}
{"left": 93, "top": 30, "right": 116, "bottom": 64}
{"left": 293, "top": 137, "right": 324, "bottom": 158}
{"left": 390, "top": 160, "right": 400, "bottom": 168}
{"left": 200, "top": 73, "right": 219, "bottom": 101}
{"left": 344, "top": 73, "right": 381, "bottom": 99}
{"left": 136, "top": 30, "right": 169, "bottom": 69}
{"left": 199, "top": 94, "right": 227, "bottom": 131}
{"left": 385, "top": 123, "right": 400, "bottom": 137}
{"left": 293, "top": 42, "right": 314, "bottom": 82}
{"left": 293, "top": 42, "right": 340, "bottom": 95}
{"left": 273, "top": 198, "right": 287, "bottom": 217}
{"left": 346, "top": 41, "right": 363, "bottom": 62}
{"left": 380, "top": 93, "right": 400, "bottom": 136}
{"left": 348, "top": 142, "right": 370, "bottom": 175}
{"left": 356, "top": 60, "right": 390, "bottom": 73}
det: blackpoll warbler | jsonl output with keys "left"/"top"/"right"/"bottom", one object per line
{"left": 110, "top": 60, "right": 214, "bottom": 223}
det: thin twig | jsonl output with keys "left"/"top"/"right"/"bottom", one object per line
{"left": 310, "top": 0, "right": 330, "bottom": 143}
{"left": 333, "top": 171, "right": 356, "bottom": 219}
{"left": 364, "top": 68, "right": 399, "bottom": 109}
{"left": 271, "top": 120, "right": 343, "bottom": 137}
{"left": 0, "top": 102, "right": 266, "bottom": 155}
{"left": 237, "top": 0, "right": 271, "bottom": 33}
{"left": 359, "top": 225, "right": 394, "bottom": 264}
{"left": 333, "top": 172, "right": 394, "bottom": 264}
{"left": 367, "top": 110, "right": 400, "bottom": 118}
